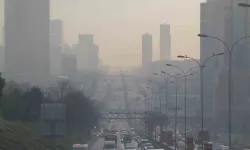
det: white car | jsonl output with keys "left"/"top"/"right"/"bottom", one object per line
{"left": 142, "top": 143, "right": 153, "bottom": 150}
{"left": 72, "top": 144, "right": 88, "bottom": 150}
{"left": 125, "top": 145, "right": 136, "bottom": 150}
{"left": 138, "top": 139, "right": 149, "bottom": 147}
{"left": 145, "top": 145, "right": 154, "bottom": 150}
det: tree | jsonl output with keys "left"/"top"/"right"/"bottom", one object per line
{"left": 62, "top": 89, "right": 99, "bottom": 142}
{"left": 23, "top": 86, "right": 44, "bottom": 121}
{"left": 0, "top": 85, "right": 44, "bottom": 122}
{"left": 0, "top": 75, "right": 46, "bottom": 149}
{"left": 0, "top": 73, "right": 5, "bottom": 97}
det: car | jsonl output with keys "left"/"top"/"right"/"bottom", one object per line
{"left": 72, "top": 144, "right": 88, "bottom": 150}
{"left": 138, "top": 139, "right": 149, "bottom": 147}
{"left": 104, "top": 134, "right": 117, "bottom": 144}
{"left": 125, "top": 145, "right": 136, "bottom": 150}
{"left": 144, "top": 145, "right": 154, "bottom": 150}
{"left": 132, "top": 136, "right": 140, "bottom": 142}
{"left": 121, "top": 134, "right": 132, "bottom": 144}
{"left": 124, "top": 143, "right": 134, "bottom": 147}
{"left": 103, "top": 141, "right": 117, "bottom": 150}
{"left": 140, "top": 142, "right": 151, "bottom": 148}
{"left": 141, "top": 143, "right": 153, "bottom": 149}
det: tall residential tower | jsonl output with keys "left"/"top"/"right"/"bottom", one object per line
{"left": 142, "top": 33, "right": 152, "bottom": 66}
{"left": 160, "top": 24, "right": 171, "bottom": 60}
{"left": 4, "top": 0, "right": 50, "bottom": 82}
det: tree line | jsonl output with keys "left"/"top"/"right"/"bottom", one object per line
{"left": 0, "top": 75, "right": 101, "bottom": 150}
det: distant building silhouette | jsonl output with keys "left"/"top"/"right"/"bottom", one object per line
{"left": 4, "top": 0, "right": 50, "bottom": 82}
{"left": 50, "top": 19, "right": 63, "bottom": 76}
{"left": 0, "top": 45, "right": 4, "bottom": 73}
{"left": 62, "top": 54, "right": 77, "bottom": 77}
{"left": 160, "top": 24, "right": 171, "bottom": 60}
{"left": 74, "top": 34, "right": 99, "bottom": 71}
{"left": 200, "top": 0, "right": 225, "bottom": 118}
{"left": 142, "top": 33, "right": 152, "bottom": 66}
{"left": 89, "top": 44, "right": 99, "bottom": 70}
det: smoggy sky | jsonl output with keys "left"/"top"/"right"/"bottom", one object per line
{"left": 0, "top": 0, "right": 203, "bottom": 67}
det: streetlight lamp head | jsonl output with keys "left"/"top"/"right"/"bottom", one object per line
{"left": 217, "top": 52, "right": 225, "bottom": 56}
{"left": 189, "top": 73, "right": 194, "bottom": 76}
{"left": 177, "top": 55, "right": 185, "bottom": 58}
{"left": 238, "top": 3, "right": 250, "bottom": 8}
{"left": 198, "top": 34, "right": 208, "bottom": 38}
{"left": 166, "top": 64, "right": 172, "bottom": 66}
{"left": 161, "top": 71, "right": 166, "bottom": 74}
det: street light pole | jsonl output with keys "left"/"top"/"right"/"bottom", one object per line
{"left": 153, "top": 72, "right": 178, "bottom": 143}
{"left": 178, "top": 53, "right": 224, "bottom": 133}
{"left": 175, "top": 78, "right": 178, "bottom": 150}
{"left": 166, "top": 64, "right": 196, "bottom": 150}
{"left": 198, "top": 33, "right": 250, "bottom": 150}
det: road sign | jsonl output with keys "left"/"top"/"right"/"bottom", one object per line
{"left": 41, "top": 103, "right": 66, "bottom": 137}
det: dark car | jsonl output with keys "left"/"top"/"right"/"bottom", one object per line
{"left": 105, "top": 134, "right": 117, "bottom": 144}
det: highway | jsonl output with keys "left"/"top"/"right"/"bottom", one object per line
{"left": 90, "top": 120, "right": 137, "bottom": 150}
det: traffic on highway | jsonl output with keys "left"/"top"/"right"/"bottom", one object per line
{"left": 85, "top": 119, "right": 241, "bottom": 150}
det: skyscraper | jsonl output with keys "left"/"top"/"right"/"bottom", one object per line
{"left": 75, "top": 34, "right": 94, "bottom": 71}
{"left": 89, "top": 44, "right": 99, "bottom": 70}
{"left": 223, "top": 0, "right": 250, "bottom": 69}
{"left": 50, "top": 19, "right": 63, "bottom": 76}
{"left": 62, "top": 54, "right": 77, "bottom": 77}
{"left": 160, "top": 24, "right": 171, "bottom": 60}
{"left": 142, "top": 33, "right": 152, "bottom": 66}
{"left": 4, "top": 0, "right": 50, "bottom": 82}
{"left": 200, "top": 0, "right": 226, "bottom": 119}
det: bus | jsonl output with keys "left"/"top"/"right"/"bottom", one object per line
{"left": 72, "top": 144, "right": 88, "bottom": 150}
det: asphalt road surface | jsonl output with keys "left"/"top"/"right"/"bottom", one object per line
{"left": 90, "top": 120, "right": 140, "bottom": 150}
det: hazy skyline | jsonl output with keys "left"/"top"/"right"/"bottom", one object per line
{"left": 0, "top": 0, "right": 202, "bottom": 67}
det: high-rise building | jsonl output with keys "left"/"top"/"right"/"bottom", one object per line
{"left": 50, "top": 19, "right": 63, "bottom": 76}
{"left": 212, "top": 0, "right": 250, "bottom": 130}
{"left": 62, "top": 54, "right": 77, "bottom": 77}
{"left": 4, "top": 0, "right": 50, "bottom": 82}
{"left": 75, "top": 34, "right": 99, "bottom": 71}
{"left": 75, "top": 34, "right": 94, "bottom": 71}
{"left": 200, "top": 0, "right": 226, "bottom": 117}
{"left": 160, "top": 24, "right": 171, "bottom": 60}
{"left": 0, "top": 46, "right": 4, "bottom": 73}
{"left": 223, "top": 0, "right": 250, "bottom": 69}
{"left": 142, "top": 33, "right": 152, "bottom": 66}
{"left": 89, "top": 44, "right": 99, "bottom": 70}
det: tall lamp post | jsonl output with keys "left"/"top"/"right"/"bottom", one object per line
{"left": 165, "top": 64, "right": 197, "bottom": 149}
{"left": 148, "top": 79, "right": 165, "bottom": 114}
{"left": 198, "top": 33, "right": 250, "bottom": 150}
{"left": 146, "top": 86, "right": 162, "bottom": 140}
{"left": 177, "top": 52, "right": 224, "bottom": 133}
{"left": 146, "top": 86, "right": 161, "bottom": 113}
{"left": 153, "top": 73, "right": 177, "bottom": 143}
{"left": 160, "top": 72, "right": 182, "bottom": 150}
{"left": 153, "top": 72, "right": 176, "bottom": 116}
